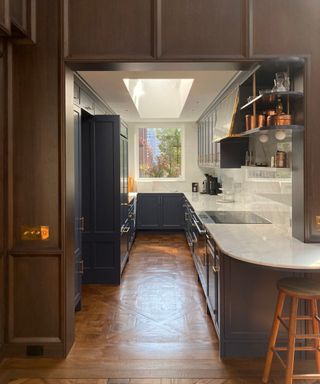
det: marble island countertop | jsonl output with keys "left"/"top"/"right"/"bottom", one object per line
{"left": 183, "top": 192, "right": 320, "bottom": 270}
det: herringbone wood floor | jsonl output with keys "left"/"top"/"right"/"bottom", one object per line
{"left": 1, "top": 233, "right": 298, "bottom": 383}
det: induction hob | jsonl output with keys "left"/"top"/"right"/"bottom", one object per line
{"left": 198, "top": 211, "right": 271, "bottom": 224}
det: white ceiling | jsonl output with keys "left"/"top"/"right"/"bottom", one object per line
{"left": 78, "top": 70, "right": 238, "bottom": 123}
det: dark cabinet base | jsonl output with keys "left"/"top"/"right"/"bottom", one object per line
{"left": 183, "top": 215, "right": 320, "bottom": 359}
{"left": 210, "top": 252, "right": 318, "bottom": 358}
{"left": 137, "top": 193, "right": 184, "bottom": 230}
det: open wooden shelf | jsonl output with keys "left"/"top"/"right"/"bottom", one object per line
{"left": 238, "top": 124, "right": 304, "bottom": 136}
{"left": 240, "top": 91, "right": 304, "bottom": 110}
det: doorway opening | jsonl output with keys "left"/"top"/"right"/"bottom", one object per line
{"left": 66, "top": 59, "right": 304, "bottom": 377}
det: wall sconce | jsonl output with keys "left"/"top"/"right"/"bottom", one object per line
{"left": 259, "top": 133, "right": 269, "bottom": 143}
{"left": 275, "top": 129, "right": 286, "bottom": 141}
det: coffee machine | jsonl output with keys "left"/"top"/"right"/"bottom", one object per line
{"left": 201, "top": 174, "right": 221, "bottom": 195}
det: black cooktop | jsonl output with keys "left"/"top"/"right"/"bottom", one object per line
{"left": 198, "top": 211, "right": 271, "bottom": 224}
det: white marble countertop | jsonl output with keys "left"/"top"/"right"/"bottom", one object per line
{"left": 183, "top": 192, "right": 320, "bottom": 270}
{"left": 128, "top": 192, "right": 138, "bottom": 204}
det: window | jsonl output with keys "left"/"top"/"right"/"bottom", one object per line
{"left": 138, "top": 127, "right": 183, "bottom": 179}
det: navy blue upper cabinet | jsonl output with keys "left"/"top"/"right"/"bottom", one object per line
{"left": 137, "top": 193, "right": 184, "bottom": 230}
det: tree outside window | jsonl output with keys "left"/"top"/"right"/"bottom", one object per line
{"left": 138, "top": 127, "right": 182, "bottom": 178}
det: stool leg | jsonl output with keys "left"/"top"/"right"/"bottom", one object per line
{"left": 285, "top": 296, "right": 299, "bottom": 384}
{"left": 311, "top": 298, "right": 320, "bottom": 373}
{"left": 262, "top": 290, "right": 286, "bottom": 383}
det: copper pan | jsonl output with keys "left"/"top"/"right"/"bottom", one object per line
{"left": 267, "top": 114, "right": 292, "bottom": 126}
{"left": 246, "top": 114, "right": 265, "bottom": 130}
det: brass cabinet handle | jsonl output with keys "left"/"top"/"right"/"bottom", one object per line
{"left": 80, "top": 260, "right": 84, "bottom": 275}
{"left": 80, "top": 217, "right": 85, "bottom": 232}
{"left": 212, "top": 265, "right": 220, "bottom": 273}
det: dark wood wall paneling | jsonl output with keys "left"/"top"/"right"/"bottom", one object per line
{"left": 0, "top": 38, "right": 6, "bottom": 358}
{"left": 0, "top": 0, "right": 10, "bottom": 35}
{"left": 5, "top": 0, "right": 64, "bottom": 356}
{"left": 65, "top": 66, "right": 76, "bottom": 354}
{"left": 10, "top": 0, "right": 27, "bottom": 34}
{"left": 66, "top": 0, "right": 156, "bottom": 60}
{"left": 158, "top": 0, "right": 248, "bottom": 59}
{"left": 0, "top": 0, "right": 319, "bottom": 360}
{"left": 0, "top": 0, "right": 36, "bottom": 42}
{"left": 250, "top": 0, "right": 320, "bottom": 241}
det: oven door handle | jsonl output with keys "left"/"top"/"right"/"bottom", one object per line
{"left": 186, "top": 232, "right": 193, "bottom": 247}
{"left": 207, "top": 239, "right": 215, "bottom": 256}
{"left": 191, "top": 231, "right": 198, "bottom": 244}
{"left": 192, "top": 216, "right": 206, "bottom": 235}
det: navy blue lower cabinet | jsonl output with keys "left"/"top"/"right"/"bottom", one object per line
{"left": 137, "top": 194, "right": 162, "bottom": 229}
{"left": 206, "top": 243, "right": 316, "bottom": 358}
{"left": 137, "top": 193, "right": 184, "bottom": 230}
{"left": 162, "top": 194, "right": 185, "bottom": 229}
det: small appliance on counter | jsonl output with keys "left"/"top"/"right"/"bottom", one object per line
{"left": 200, "top": 174, "right": 222, "bottom": 195}
{"left": 192, "top": 182, "right": 198, "bottom": 192}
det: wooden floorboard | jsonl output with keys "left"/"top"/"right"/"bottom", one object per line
{"left": 0, "top": 232, "right": 298, "bottom": 383}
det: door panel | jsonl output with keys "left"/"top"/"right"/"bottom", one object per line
{"left": 81, "top": 115, "right": 121, "bottom": 284}
{"left": 250, "top": 0, "right": 320, "bottom": 56}
{"left": 162, "top": 194, "right": 184, "bottom": 229}
{"left": 66, "top": 0, "right": 155, "bottom": 59}
{"left": 73, "top": 107, "right": 82, "bottom": 310}
{"left": 120, "top": 135, "right": 128, "bottom": 226}
{"left": 137, "top": 194, "right": 161, "bottom": 229}
{"left": 159, "top": 0, "right": 246, "bottom": 59}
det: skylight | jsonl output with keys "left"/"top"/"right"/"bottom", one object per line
{"left": 123, "top": 78, "right": 194, "bottom": 118}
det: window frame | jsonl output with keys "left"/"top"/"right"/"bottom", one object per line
{"left": 134, "top": 124, "right": 186, "bottom": 182}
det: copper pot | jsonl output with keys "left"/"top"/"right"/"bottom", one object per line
{"left": 245, "top": 114, "right": 265, "bottom": 130}
{"left": 265, "top": 110, "right": 277, "bottom": 116}
{"left": 267, "top": 114, "right": 292, "bottom": 126}
{"left": 245, "top": 114, "right": 251, "bottom": 130}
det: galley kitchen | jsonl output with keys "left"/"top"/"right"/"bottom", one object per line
{"left": 1, "top": 2, "right": 320, "bottom": 384}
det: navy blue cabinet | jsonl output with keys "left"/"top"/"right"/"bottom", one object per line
{"left": 81, "top": 115, "right": 128, "bottom": 284}
{"left": 137, "top": 193, "right": 184, "bottom": 230}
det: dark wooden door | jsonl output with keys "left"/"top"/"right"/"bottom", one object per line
{"left": 159, "top": 0, "right": 247, "bottom": 59}
{"left": 66, "top": 0, "right": 155, "bottom": 59}
{"left": 73, "top": 107, "right": 82, "bottom": 310}
{"left": 81, "top": 114, "right": 121, "bottom": 284}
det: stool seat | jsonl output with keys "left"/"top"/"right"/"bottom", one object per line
{"left": 277, "top": 277, "right": 320, "bottom": 298}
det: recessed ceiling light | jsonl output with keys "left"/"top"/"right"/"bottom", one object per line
{"left": 123, "top": 78, "right": 194, "bottom": 118}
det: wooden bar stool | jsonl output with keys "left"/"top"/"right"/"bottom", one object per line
{"left": 262, "top": 277, "right": 320, "bottom": 384}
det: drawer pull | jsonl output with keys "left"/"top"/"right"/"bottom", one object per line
{"left": 212, "top": 265, "right": 220, "bottom": 273}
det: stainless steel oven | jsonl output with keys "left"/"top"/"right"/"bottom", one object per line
{"left": 191, "top": 213, "right": 207, "bottom": 290}
{"left": 183, "top": 198, "right": 208, "bottom": 293}
{"left": 207, "top": 234, "right": 220, "bottom": 333}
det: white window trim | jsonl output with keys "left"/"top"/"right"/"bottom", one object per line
{"left": 134, "top": 123, "right": 186, "bottom": 182}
